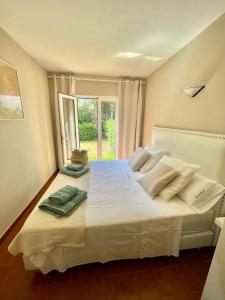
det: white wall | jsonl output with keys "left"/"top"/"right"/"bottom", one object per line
{"left": 142, "top": 13, "right": 225, "bottom": 145}
{"left": 0, "top": 28, "right": 56, "bottom": 238}
{"left": 76, "top": 78, "right": 118, "bottom": 96}
{"left": 48, "top": 75, "right": 119, "bottom": 98}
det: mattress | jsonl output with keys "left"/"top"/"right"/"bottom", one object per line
{"left": 155, "top": 194, "right": 215, "bottom": 235}
{"left": 182, "top": 209, "right": 215, "bottom": 235}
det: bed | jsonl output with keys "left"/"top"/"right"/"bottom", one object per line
{"left": 8, "top": 127, "right": 225, "bottom": 274}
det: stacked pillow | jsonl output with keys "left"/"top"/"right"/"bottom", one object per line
{"left": 128, "top": 148, "right": 151, "bottom": 171}
{"left": 178, "top": 174, "right": 225, "bottom": 213}
{"left": 136, "top": 151, "right": 225, "bottom": 213}
{"left": 128, "top": 145, "right": 168, "bottom": 173}
{"left": 138, "top": 155, "right": 199, "bottom": 199}
{"left": 158, "top": 156, "right": 199, "bottom": 201}
{"left": 137, "top": 160, "right": 179, "bottom": 197}
{"left": 140, "top": 145, "right": 168, "bottom": 173}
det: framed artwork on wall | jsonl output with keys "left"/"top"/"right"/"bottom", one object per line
{"left": 0, "top": 57, "right": 24, "bottom": 120}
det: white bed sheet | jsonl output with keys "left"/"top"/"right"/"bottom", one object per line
{"left": 154, "top": 193, "right": 215, "bottom": 235}
{"left": 10, "top": 160, "right": 215, "bottom": 273}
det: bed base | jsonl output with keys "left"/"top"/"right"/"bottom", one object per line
{"left": 180, "top": 230, "right": 214, "bottom": 250}
{"left": 23, "top": 230, "right": 214, "bottom": 272}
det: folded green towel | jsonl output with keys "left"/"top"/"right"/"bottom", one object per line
{"left": 66, "top": 163, "right": 84, "bottom": 172}
{"left": 39, "top": 189, "right": 87, "bottom": 217}
{"left": 60, "top": 166, "right": 89, "bottom": 178}
{"left": 49, "top": 185, "right": 78, "bottom": 205}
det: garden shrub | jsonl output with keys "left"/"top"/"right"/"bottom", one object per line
{"left": 79, "top": 122, "right": 97, "bottom": 141}
{"left": 104, "top": 119, "right": 115, "bottom": 150}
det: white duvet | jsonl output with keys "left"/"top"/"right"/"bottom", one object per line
{"left": 9, "top": 160, "right": 196, "bottom": 273}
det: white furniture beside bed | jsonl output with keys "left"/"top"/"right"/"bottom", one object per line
{"left": 215, "top": 217, "right": 225, "bottom": 228}
{"left": 201, "top": 217, "right": 225, "bottom": 300}
{"left": 8, "top": 127, "right": 225, "bottom": 274}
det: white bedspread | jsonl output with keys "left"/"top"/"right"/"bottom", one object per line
{"left": 9, "top": 160, "right": 197, "bottom": 273}
{"left": 86, "top": 160, "right": 183, "bottom": 258}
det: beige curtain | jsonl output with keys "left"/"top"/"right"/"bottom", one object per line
{"left": 50, "top": 74, "right": 76, "bottom": 167}
{"left": 117, "top": 79, "right": 144, "bottom": 159}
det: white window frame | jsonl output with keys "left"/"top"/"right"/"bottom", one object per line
{"left": 76, "top": 95, "right": 118, "bottom": 160}
{"left": 58, "top": 93, "right": 80, "bottom": 163}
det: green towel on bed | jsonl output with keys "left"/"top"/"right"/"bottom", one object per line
{"left": 48, "top": 185, "right": 78, "bottom": 205}
{"left": 39, "top": 189, "right": 87, "bottom": 217}
{"left": 60, "top": 166, "right": 89, "bottom": 178}
{"left": 66, "top": 163, "right": 84, "bottom": 172}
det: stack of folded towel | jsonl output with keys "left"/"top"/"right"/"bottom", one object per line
{"left": 60, "top": 163, "right": 89, "bottom": 178}
{"left": 39, "top": 185, "right": 87, "bottom": 217}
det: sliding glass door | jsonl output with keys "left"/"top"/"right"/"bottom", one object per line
{"left": 58, "top": 93, "right": 117, "bottom": 164}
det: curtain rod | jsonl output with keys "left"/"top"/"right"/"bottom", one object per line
{"left": 48, "top": 75, "right": 146, "bottom": 84}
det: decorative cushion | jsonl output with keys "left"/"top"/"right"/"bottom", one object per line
{"left": 128, "top": 148, "right": 151, "bottom": 171}
{"left": 138, "top": 162, "right": 179, "bottom": 197}
{"left": 158, "top": 156, "right": 199, "bottom": 201}
{"left": 178, "top": 173, "right": 225, "bottom": 213}
{"left": 140, "top": 145, "right": 167, "bottom": 173}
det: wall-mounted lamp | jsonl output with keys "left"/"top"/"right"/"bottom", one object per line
{"left": 181, "top": 85, "right": 205, "bottom": 97}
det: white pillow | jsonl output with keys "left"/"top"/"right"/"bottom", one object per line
{"left": 159, "top": 156, "right": 199, "bottom": 201}
{"left": 128, "top": 148, "right": 151, "bottom": 171}
{"left": 178, "top": 173, "right": 225, "bottom": 213}
{"left": 138, "top": 161, "right": 179, "bottom": 198}
{"left": 140, "top": 145, "right": 167, "bottom": 174}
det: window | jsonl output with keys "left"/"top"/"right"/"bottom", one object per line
{"left": 58, "top": 93, "right": 118, "bottom": 163}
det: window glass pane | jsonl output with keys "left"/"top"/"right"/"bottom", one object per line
{"left": 101, "top": 101, "right": 116, "bottom": 160}
{"left": 62, "top": 98, "right": 76, "bottom": 161}
{"left": 77, "top": 98, "right": 98, "bottom": 160}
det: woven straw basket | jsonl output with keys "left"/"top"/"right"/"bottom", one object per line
{"left": 70, "top": 149, "right": 88, "bottom": 165}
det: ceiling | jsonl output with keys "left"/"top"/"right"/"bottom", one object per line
{"left": 0, "top": 0, "right": 225, "bottom": 78}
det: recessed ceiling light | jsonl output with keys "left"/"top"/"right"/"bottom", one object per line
{"left": 115, "top": 52, "right": 142, "bottom": 58}
{"left": 144, "top": 56, "right": 163, "bottom": 61}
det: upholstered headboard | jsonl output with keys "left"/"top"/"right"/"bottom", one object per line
{"left": 152, "top": 127, "right": 225, "bottom": 185}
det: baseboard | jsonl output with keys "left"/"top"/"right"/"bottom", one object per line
{"left": 0, "top": 169, "right": 59, "bottom": 244}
